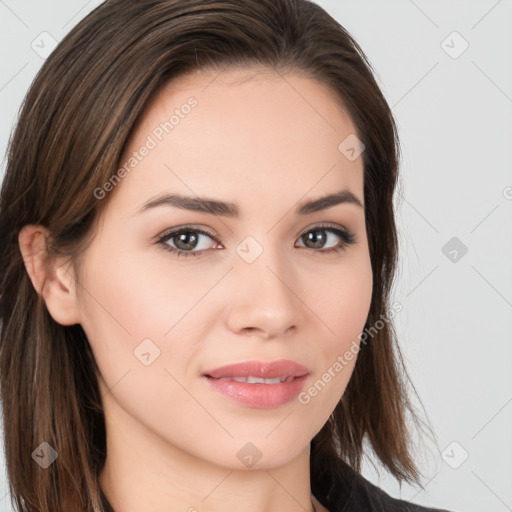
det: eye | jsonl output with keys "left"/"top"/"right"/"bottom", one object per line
{"left": 156, "top": 226, "right": 220, "bottom": 258}
{"left": 295, "top": 224, "right": 355, "bottom": 255}
{"left": 155, "top": 223, "right": 356, "bottom": 258}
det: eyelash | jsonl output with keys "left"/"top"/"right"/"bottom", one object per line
{"left": 155, "top": 223, "right": 356, "bottom": 259}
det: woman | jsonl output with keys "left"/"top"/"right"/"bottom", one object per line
{"left": 0, "top": 1, "right": 454, "bottom": 511}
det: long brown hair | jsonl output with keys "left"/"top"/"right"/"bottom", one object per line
{"left": 0, "top": 1, "right": 436, "bottom": 510}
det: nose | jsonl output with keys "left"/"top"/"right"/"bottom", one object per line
{"left": 224, "top": 246, "right": 303, "bottom": 340}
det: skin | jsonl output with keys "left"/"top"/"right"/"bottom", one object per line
{"left": 19, "top": 66, "right": 373, "bottom": 512}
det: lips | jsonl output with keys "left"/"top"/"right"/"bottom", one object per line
{"left": 202, "top": 359, "right": 310, "bottom": 408}
{"left": 216, "top": 375, "right": 292, "bottom": 384}
{"left": 202, "top": 359, "right": 310, "bottom": 380}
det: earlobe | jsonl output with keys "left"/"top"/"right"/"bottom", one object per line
{"left": 18, "top": 225, "right": 82, "bottom": 326}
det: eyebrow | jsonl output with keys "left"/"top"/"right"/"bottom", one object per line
{"left": 137, "top": 188, "right": 363, "bottom": 217}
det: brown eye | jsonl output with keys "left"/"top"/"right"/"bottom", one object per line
{"left": 155, "top": 224, "right": 355, "bottom": 259}
{"left": 156, "top": 227, "right": 220, "bottom": 258}
{"left": 296, "top": 226, "right": 355, "bottom": 253}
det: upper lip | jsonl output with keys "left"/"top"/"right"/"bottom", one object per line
{"left": 203, "top": 359, "right": 310, "bottom": 379}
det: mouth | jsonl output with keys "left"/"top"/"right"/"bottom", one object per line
{"left": 201, "top": 360, "right": 310, "bottom": 409}
{"left": 202, "top": 359, "right": 309, "bottom": 380}
{"left": 206, "top": 375, "right": 295, "bottom": 384}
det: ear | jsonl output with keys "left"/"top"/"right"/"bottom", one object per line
{"left": 18, "top": 225, "right": 82, "bottom": 326}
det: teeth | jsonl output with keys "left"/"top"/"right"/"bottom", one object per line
{"left": 217, "top": 376, "right": 292, "bottom": 384}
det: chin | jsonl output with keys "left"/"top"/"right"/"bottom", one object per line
{"left": 203, "top": 437, "right": 307, "bottom": 471}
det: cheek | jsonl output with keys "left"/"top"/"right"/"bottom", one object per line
{"left": 315, "top": 251, "right": 373, "bottom": 350}
{"left": 77, "top": 241, "right": 222, "bottom": 397}
{"left": 297, "top": 255, "right": 372, "bottom": 415}
{"left": 80, "top": 245, "right": 204, "bottom": 338}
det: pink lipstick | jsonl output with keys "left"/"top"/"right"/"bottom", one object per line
{"left": 202, "top": 359, "right": 309, "bottom": 409}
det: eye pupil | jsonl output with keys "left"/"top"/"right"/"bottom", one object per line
{"left": 176, "top": 231, "right": 198, "bottom": 250}
{"left": 304, "top": 230, "right": 325, "bottom": 249}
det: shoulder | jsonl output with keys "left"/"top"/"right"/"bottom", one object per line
{"left": 322, "top": 458, "right": 455, "bottom": 512}
{"left": 343, "top": 471, "right": 454, "bottom": 512}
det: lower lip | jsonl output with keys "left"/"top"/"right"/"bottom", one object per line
{"left": 203, "top": 375, "right": 308, "bottom": 409}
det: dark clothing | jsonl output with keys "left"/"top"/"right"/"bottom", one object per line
{"left": 314, "top": 456, "right": 453, "bottom": 512}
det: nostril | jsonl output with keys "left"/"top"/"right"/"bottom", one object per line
{"left": 241, "top": 327, "right": 259, "bottom": 335}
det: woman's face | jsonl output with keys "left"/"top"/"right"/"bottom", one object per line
{"left": 76, "top": 66, "right": 372, "bottom": 470}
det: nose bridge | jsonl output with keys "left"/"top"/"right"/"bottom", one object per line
{"left": 227, "top": 234, "right": 301, "bottom": 337}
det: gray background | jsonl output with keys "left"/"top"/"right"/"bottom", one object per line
{"left": 1, "top": 1, "right": 511, "bottom": 511}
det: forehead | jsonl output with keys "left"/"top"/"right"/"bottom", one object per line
{"left": 137, "top": 65, "right": 356, "bottom": 135}
{"left": 109, "top": 66, "right": 364, "bottom": 217}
